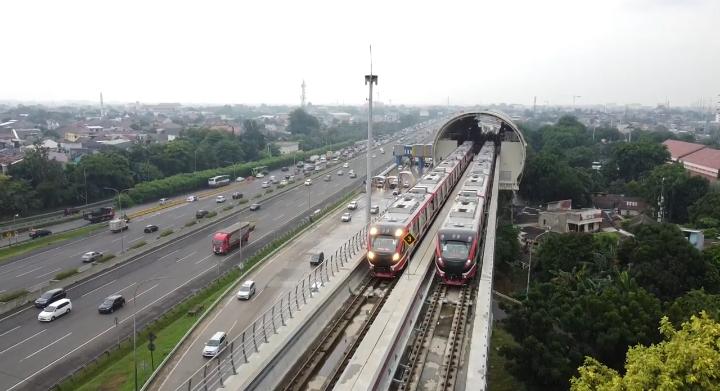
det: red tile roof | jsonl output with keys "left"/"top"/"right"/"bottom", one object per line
{"left": 662, "top": 140, "right": 706, "bottom": 160}
{"left": 682, "top": 148, "right": 720, "bottom": 170}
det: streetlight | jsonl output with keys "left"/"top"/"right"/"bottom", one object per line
{"left": 133, "top": 276, "right": 168, "bottom": 391}
{"left": 104, "top": 187, "right": 131, "bottom": 253}
{"left": 224, "top": 160, "right": 237, "bottom": 181}
{"left": 365, "top": 49, "right": 378, "bottom": 228}
{"left": 10, "top": 214, "right": 19, "bottom": 247}
{"left": 526, "top": 228, "right": 551, "bottom": 296}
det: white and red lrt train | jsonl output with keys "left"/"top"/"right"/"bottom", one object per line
{"left": 367, "top": 142, "right": 473, "bottom": 278}
{"left": 435, "top": 143, "right": 496, "bottom": 285}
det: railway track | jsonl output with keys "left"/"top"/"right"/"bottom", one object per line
{"left": 395, "top": 282, "right": 474, "bottom": 391}
{"left": 281, "top": 275, "right": 396, "bottom": 391}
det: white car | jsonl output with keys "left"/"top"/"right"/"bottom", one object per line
{"left": 337, "top": 170, "right": 343, "bottom": 176}
{"left": 159, "top": 198, "right": 169, "bottom": 205}
{"left": 202, "top": 332, "right": 227, "bottom": 357}
{"left": 255, "top": 173, "right": 265, "bottom": 178}
{"left": 341, "top": 212, "right": 352, "bottom": 222}
{"left": 261, "top": 181, "right": 270, "bottom": 188}
{"left": 186, "top": 195, "right": 198, "bottom": 202}
{"left": 305, "top": 179, "right": 312, "bottom": 186}
{"left": 236, "top": 176, "right": 245, "bottom": 182}
{"left": 371, "top": 154, "right": 376, "bottom": 158}
{"left": 81, "top": 251, "right": 103, "bottom": 263}
{"left": 370, "top": 205, "right": 380, "bottom": 214}
{"left": 216, "top": 195, "right": 226, "bottom": 203}
{"left": 342, "top": 162, "right": 349, "bottom": 168}
{"left": 38, "top": 298, "right": 72, "bottom": 322}
{"left": 347, "top": 201, "right": 358, "bottom": 210}
{"left": 236, "top": 280, "right": 256, "bottom": 300}
{"left": 280, "top": 180, "right": 288, "bottom": 186}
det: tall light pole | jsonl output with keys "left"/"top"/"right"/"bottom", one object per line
{"left": 526, "top": 228, "right": 551, "bottom": 296}
{"left": 365, "top": 47, "right": 378, "bottom": 228}
{"left": 224, "top": 161, "right": 237, "bottom": 181}
{"left": 133, "top": 276, "right": 168, "bottom": 391}
{"left": 10, "top": 214, "right": 19, "bottom": 246}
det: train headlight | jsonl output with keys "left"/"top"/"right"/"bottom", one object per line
{"left": 392, "top": 252, "right": 400, "bottom": 262}
{"left": 465, "top": 259, "right": 473, "bottom": 269}
{"left": 394, "top": 228, "right": 404, "bottom": 237}
{"left": 367, "top": 251, "right": 375, "bottom": 260}
{"left": 437, "top": 257, "right": 445, "bottom": 267}
{"left": 370, "top": 227, "right": 378, "bottom": 236}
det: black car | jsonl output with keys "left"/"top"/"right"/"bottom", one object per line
{"left": 309, "top": 251, "right": 325, "bottom": 267}
{"left": 232, "top": 192, "right": 243, "bottom": 200}
{"left": 144, "top": 224, "right": 159, "bottom": 233}
{"left": 296, "top": 161, "right": 304, "bottom": 168}
{"left": 29, "top": 229, "right": 52, "bottom": 239}
{"left": 98, "top": 294, "right": 125, "bottom": 314}
{"left": 281, "top": 166, "right": 289, "bottom": 172}
{"left": 249, "top": 203, "right": 261, "bottom": 211}
{"left": 35, "top": 288, "right": 67, "bottom": 308}
{"left": 196, "top": 210, "right": 209, "bottom": 218}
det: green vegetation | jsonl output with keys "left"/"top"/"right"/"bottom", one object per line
{"left": 159, "top": 229, "right": 173, "bottom": 238}
{"left": 205, "top": 211, "right": 217, "bottom": 218}
{"left": 265, "top": 188, "right": 274, "bottom": 194}
{"left": 571, "top": 313, "right": 720, "bottom": 390}
{"left": 238, "top": 199, "right": 249, "bottom": 204}
{"left": 0, "top": 224, "right": 105, "bottom": 264}
{"left": 184, "top": 220, "right": 196, "bottom": 227}
{"left": 129, "top": 241, "right": 147, "bottom": 250}
{"left": 55, "top": 268, "right": 79, "bottom": 280}
{"left": 488, "top": 327, "right": 526, "bottom": 391}
{"left": 97, "top": 253, "right": 116, "bottom": 263}
{"left": 0, "top": 289, "right": 29, "bottom": 302}
{"left": 222, "top": 205, "right": 234, "bottom": 211}
{"left": 253, "top": 193, "right": 262, "bottom": 199}
{"left": 61, "top": 189, "right": 357, "bottom": 391}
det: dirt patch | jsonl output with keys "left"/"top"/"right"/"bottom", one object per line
{"left": 98, "top": 372, "right": 128, "bottom": 391}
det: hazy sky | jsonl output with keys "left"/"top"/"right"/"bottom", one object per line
{"left": 2, "top": 0, "right": 718, "bottom": 107}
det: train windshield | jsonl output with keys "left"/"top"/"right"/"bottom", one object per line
{"left": 371, "top": 236, "right": 397, "bottom": 252}
{"left": 441, "top": 240, "right": 470, "bottom": 259}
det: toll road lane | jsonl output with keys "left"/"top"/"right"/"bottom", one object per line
{"left": 0, "top": 142, "right": 404, "bottom": 391}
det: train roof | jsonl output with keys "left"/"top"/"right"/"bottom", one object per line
{"left": 440, "top": 196, "right": 484, "bottom": 235}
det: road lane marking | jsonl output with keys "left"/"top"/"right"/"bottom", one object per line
{"left": 129, "top": 236, "right": 144, "bottom": 243}
{"left": 0, "top": 326, "right": 20, "bottom": 338}
{"left": 195, "top": 255, "right": 212, "bottom": 264}
{"left": 126, "top": 284, "right": 159, "bottom": 303}
{"left": 114, "top": 282, "right": 137, "bottom": 295}
{"left": 159, "top": 250, "right": 179, "bottom": 260}
{"left": 176, "top": 251, "right": 197, "bottom": 263}
{"left": 34, "top": 268, "right": 62, "bottom": 279}
{"left": 14, "top": 266, "right": 43, "bottom": 278}
{"left": 21, "top": 332, "right": 72, "bottom": 361}
{"left": 111, "top": 237, "right": 122, "bottom": 243}
{"left": 81, "top": 279, "right": 118, "bottom": 298}
{"left": 0, "top": 329, "right": 46, "bottom": 355}
{"left": 272, "top": 213, "right": 286, "bottom": 222}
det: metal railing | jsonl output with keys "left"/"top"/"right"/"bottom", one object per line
{"left": 176, "top": 225, "right": 369, "bottom": 391}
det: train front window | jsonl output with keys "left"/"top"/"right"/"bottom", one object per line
{"left": 372, "top": 236, "right": 397, "bottom": 252}
{"left": 441, "top": 241, "right": 469, "bottom": 259}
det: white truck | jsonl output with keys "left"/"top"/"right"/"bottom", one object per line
{"left": 109, "top": 219, "right": 128, "bottom": 233}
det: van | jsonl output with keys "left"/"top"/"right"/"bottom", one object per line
{"left": 35, "top": 288, "right": 67, "bottom": 308}
{"left": 309, "top": 251, "right": 325, "bottom": 266}
{"left": 202, "top": 331, "right": 227, "bottom": 357}
{"left": 38, "top": 298, "right": 72, "bottom": 322}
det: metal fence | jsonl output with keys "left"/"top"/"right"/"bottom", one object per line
{"left": 176, "top": 225, "right": 369, "bottom": 391}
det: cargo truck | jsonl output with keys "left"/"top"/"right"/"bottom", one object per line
{"left": 83, "top": 207, "right": 115, "bottom": 223}
{"left": 109, "top": 218, "right": 128, "bottom": 233}
{"left": 212, "top": 221, "right": 254, "bottom": 255}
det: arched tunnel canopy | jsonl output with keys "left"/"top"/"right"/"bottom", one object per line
{"left": 433, "top": 111, "right": 527, "bottom": 191}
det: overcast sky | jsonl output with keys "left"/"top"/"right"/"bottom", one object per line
{"left": 1, "top": 0, "right": 718, "bottom": 107}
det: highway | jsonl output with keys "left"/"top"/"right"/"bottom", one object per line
{"left": 155, "top": 190, "right": 393, "bottom": 391}
{"left": 0, "top": 126, "right": 434, "bottom": 391}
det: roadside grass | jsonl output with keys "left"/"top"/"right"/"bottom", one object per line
{"left": 0, "top": 224, "right": 105, "bottom": 264}
{"left": 159, "top": 229, "right": 173, "bottom": 238}
{"left": 62, "top": 188, "right": 359, "bottom": 391}
{"left": 184, "top": 220, "right": 196, "bottom": 227}
{"left": 129, "top": 241, "right": 147, "bottom": 250}
{"left": 0, "top": 289, "right": 29, "bottom": 302}
{"left": 97, "top": 253, "right": 116, "bottom": 263}
{"left": 488, "top": 326, "right": 526, "bottom": 391}
{"left": 55, "top": 268, "right": 79, "bottom": 280}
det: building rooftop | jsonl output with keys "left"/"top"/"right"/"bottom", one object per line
{"left": 662, "top": 139, "right": 706, "bottom": 160}
{"left": 682, "top": 147, "right": 720, "bottom": 170}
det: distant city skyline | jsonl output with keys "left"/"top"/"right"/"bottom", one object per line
{"left": 1, "top": 0, "right": 718, "bottom": 107}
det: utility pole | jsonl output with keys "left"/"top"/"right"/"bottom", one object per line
{"left": 365, "top": 46, "right": 378, "bottom": 228}
{"left": 301, "top": 80, "right": 306, "bottom": 108}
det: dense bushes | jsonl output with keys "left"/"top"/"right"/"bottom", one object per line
{"left": 122, "top": 141, "right": 356, "bottom": 206}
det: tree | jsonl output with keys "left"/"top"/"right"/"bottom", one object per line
{"left": 0, "top": 175, "right": 40, "bottom": 216}
{"left": 642, "top": 163, "right": 709, "bottom": 223}
{"left": 607, "top": 142, "right": 670, "bottom": 182}
{"left": 570, "top": 313, "right": 720, "bottom": 391}
{"left": 689, "top": 192, "right": 720, "bottom": 226}
{"left": 520, "top": 152, "right": 592, "bottom": 207}
{"left": 666, "top": 289, "right": 720, "bottom": 327}
{"left": 9, "top": 145, "right": 72, "bottom": 208}
{"left": 287, "top": 108, "right": 320, "bottom": 135}
{"left": 535, "top": 233, "right": 595, "bottom": 283}
{"left": 617, "top": 224, "right": 720, "bottom": 301}
{"left": 76, "top": 152, "right": 134, "bottom": 200}
{"left": 241, "top": 120, "right": 267, "bottom": 161}
{"left": 502, "top": 274, "right": 661, "bottom": 390}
